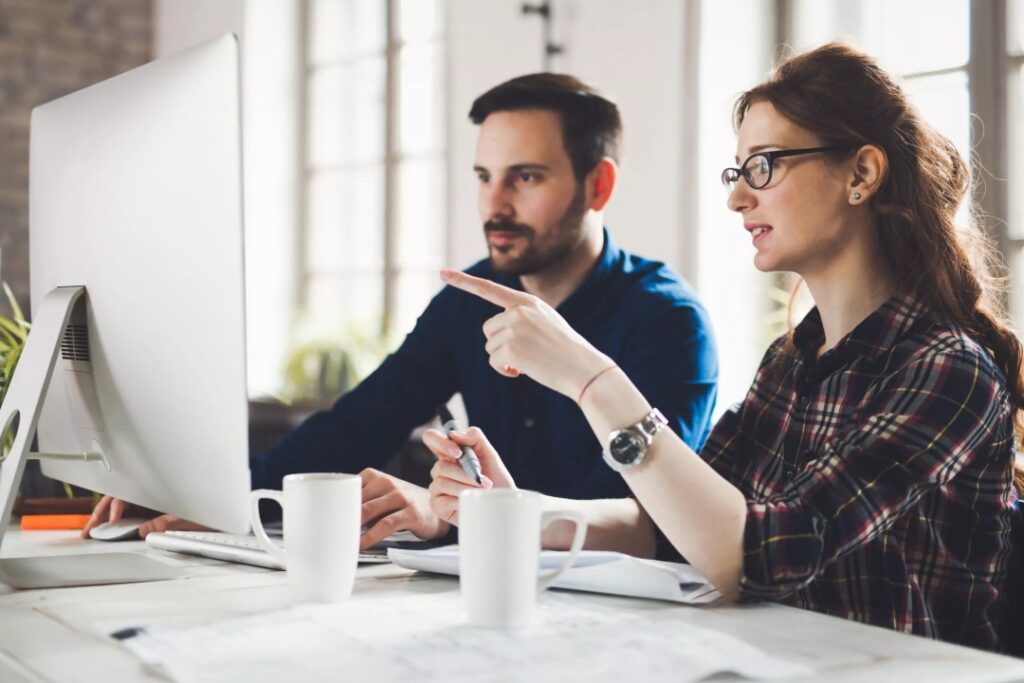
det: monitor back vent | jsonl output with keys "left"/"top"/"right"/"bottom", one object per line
{"left": 61, "top": 324, "right": 91, "bottom": 362}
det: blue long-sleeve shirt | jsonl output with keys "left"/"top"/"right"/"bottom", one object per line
{"left": 251, "top": 229, "right": 718, "bottom": 500}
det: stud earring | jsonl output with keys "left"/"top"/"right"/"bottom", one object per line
{"left": 851, "top": 192, "right": 862, "bottom": 202}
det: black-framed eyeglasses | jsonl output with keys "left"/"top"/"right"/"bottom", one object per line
{"left": 721, "top": 146, "right": 852, "bottom": 193}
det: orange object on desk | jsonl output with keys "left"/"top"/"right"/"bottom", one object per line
{"left": 20, "top": 514, "right": 93, "bottom": 530}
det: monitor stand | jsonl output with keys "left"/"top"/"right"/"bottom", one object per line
{"left": 0, "top": 286, "right": 182, "bottom": 588}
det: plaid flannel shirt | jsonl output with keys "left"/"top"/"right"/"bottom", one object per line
{"left": 701, "top": 296, "right": 1015, "bottom": 651}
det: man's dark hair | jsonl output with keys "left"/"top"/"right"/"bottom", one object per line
{"left": 468, "top": 73, "right": 622, "bottom": 180}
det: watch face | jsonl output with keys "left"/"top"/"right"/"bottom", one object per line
{"left": 610, "top": 430, "right": 646, "bottom": 465}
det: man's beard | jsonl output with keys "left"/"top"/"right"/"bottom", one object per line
{"left": 484, "top": 183, "right": 588, "bottom": 276}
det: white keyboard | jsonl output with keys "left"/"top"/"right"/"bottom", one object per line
{"left": 145, "top": 530, "right": 390, "bottom": 570}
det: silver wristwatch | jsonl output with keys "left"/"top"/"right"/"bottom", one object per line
{"left": 602, "top": 408, "right": 668, "bottom": 472}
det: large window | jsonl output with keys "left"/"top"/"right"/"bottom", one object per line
{"left": 303, "top": 0, "right": 447, "bottom": 351}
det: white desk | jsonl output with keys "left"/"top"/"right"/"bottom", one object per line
{"left": 0, "top": 528, "right": 1022, "bottom": 683}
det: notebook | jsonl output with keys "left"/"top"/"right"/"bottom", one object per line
{"left": 388, "top": 545, "right": 721, "bottom": 604}
{"left": 147, "top": 529, "right": 437, "bottom": 569}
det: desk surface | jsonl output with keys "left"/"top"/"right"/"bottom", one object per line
{"left": 0, "top": 528, "right": 1022, "bottom": 683}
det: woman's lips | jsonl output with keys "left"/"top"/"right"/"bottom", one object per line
{"left": 745, "top": 224, "right": 772, "bottom": 246}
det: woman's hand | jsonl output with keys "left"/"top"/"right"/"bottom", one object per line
{"left": 440, "top": 269, "right": 613, "bottom": 399}
{"left": 423, "top": 426, "right": 515, "bottom": 525}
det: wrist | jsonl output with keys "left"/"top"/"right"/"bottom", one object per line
{"left": 570, "top": 351, "right": 616, "bottom": 402}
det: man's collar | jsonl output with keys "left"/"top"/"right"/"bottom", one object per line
{"left": 554, "top": 228, "right": 617, "bottom": 316}
{"left": 483, "top": 228, "right": 617, "bottom": 316}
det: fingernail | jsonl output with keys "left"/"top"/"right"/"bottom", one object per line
{"left": 480, "top": 475, "right": 493, "bottom": 489}
{"left": 440, "top": 269, "right": 453, "bottom": 282}
{"left": 448, "top": 444, "right": 462, "bottom": 458}
{"left": 450, "top": 429, "right": 466, "bottom": 437}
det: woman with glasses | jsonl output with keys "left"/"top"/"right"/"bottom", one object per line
{"left": 423, "top": 43, "right": 1020, "bottom": 652}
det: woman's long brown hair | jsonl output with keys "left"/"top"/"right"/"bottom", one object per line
{"left": 735, "top": 43, "right": 1024, "bottom": 492}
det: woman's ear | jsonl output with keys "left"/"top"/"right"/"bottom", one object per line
{"left": 847, "top": 144, "right": 886, "bottom": 205}
{"left": 587, "top": 158, "right": 618, "bottom": 211}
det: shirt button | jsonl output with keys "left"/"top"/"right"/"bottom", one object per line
{"left": 799, "top": 395, "right": 810, "bottom": 408}
{"left": 784, "top": 467, "right": 796, "bottom": 480}
{"left": 524, "top": 417, "right": 535, "bottom": 428}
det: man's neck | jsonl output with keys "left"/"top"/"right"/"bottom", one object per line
{"left": 519, "top": 222, "right": 604, "bottom": 309}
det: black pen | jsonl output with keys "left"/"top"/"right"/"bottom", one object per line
{"left": 437, "top": 404, "right": 483, "bottom": 485}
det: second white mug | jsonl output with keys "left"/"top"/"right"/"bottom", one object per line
{"left": 250, "top": 472, "right": 361, "bottom": 603}
{"left": 458, "top": 488, "right": 587, "bottom": 628}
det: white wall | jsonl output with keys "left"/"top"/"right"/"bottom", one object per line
{"left": 553, "top": 0, "right": 691, "bottom": 280}
{"left": 155, "top": 0, "right": 300, "bottom": 397}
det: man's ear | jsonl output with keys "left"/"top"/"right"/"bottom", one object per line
{"left": 847, "top": 144, "right": 887, "bottom": 204}
{"left": 587, "top": 158, "right": 618, "bottom": 211}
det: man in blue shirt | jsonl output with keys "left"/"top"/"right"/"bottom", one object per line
{"left": 83, "top": 73, "right": 718, "bottom": 549}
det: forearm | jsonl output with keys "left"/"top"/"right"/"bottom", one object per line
{"left": 539, "top": 495, "right": 657, "bottom": 558}
{"left": 579, "top": 364, "right": 747, "bottom": 601}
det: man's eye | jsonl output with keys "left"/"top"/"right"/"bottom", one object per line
{"left": 518, "top": 172, "right": 537, "bottom": 183}
{"left": 476, "top": 174, "right": 490, "bottom": 184}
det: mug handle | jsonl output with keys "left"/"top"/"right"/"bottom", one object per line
{"left": 536, "top": 510, "right": 587, "bottom": 591}
{"left": 250, "top": 489, "right": 287, "bottom": 565}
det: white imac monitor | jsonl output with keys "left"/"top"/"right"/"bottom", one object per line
{"left": 0, "top": 35, "right": 251, "bottom": 585}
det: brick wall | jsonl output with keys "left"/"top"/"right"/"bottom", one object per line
{"left": 0, "top": 0, "right": 152, "bottom": 319}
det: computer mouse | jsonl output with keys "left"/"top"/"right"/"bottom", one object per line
{"left": 88, "top": 518, "right": 146, "bottom": 542}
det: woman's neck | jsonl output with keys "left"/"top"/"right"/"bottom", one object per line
{"left": 803, "top": 242, "right": 897, "bottom": 356}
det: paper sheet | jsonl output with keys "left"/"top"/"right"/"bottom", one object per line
{"left": 388, "top": 546, "right": 721, "bottom": 604}
{"left": 124, "top": 591, "right": 812, "bottom": 683}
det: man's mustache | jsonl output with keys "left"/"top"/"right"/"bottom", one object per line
{"left": 484, "top": 220, "right": 533, "bottom": 235}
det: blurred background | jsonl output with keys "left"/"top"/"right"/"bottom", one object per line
{"left": 0, "top": 0, "right": 1022, "bottom": 434}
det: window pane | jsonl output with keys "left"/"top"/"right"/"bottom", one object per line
{"left": 790, "top": 0, "right": 861, "bottom": 49}
{"left": 396, "top": 158, "right": 445, "bottom": 269}
{"left": 903, "top": 70, "right": 971, "bottom": 226}
{"left": 1010, "top": 0, "right": 1024, "bottom": 56}
{"left": 399, "top": 43, "right": 445, "bottom": 155}
{"left": 306, "top": 167, "right": 385, "bottom": 272}
{"left": 1010, "top": 64, "right": 1024, "bottom": 239}
{"left": 307, "top": 272, "right": 384, "bottom": 337}
{"left": 399, "top": 0, "right": 444, "bottom": 43}
{"left": 308, "top": 59, "right": 386, "bottom": 168}
{"left": 865, "top": 0, "right": 969, "bottom": 74}
{"left": 791, "top": 0, "right": 969, "bottom": 75}
{"left": 309, "top": 0, "right": 386, "bottom": 65}
{"left": 392, "top": 271, "right": 444, "bottom": 339}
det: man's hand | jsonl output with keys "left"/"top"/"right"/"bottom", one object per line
{"left": 358, "top": 469, "right": 452, "bottom": 550}
{"left": 80, "top": 495, "right": 209, "bottom": 539}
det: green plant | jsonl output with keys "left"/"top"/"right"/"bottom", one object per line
{"left": 279, "top": 321, "right": 389, "bottom": 406}
{"left": 0, "top": 282, "right": 29, "bottom": 399}
{"left": 0, "top": 282, "right": 30, "bottom": 454}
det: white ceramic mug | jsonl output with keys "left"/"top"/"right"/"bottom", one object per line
{"left": 250, "top": 472, "right": 361, "bottom": 603}
{"left": 458, "top": 488, "right": 587, "bottom": 628}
